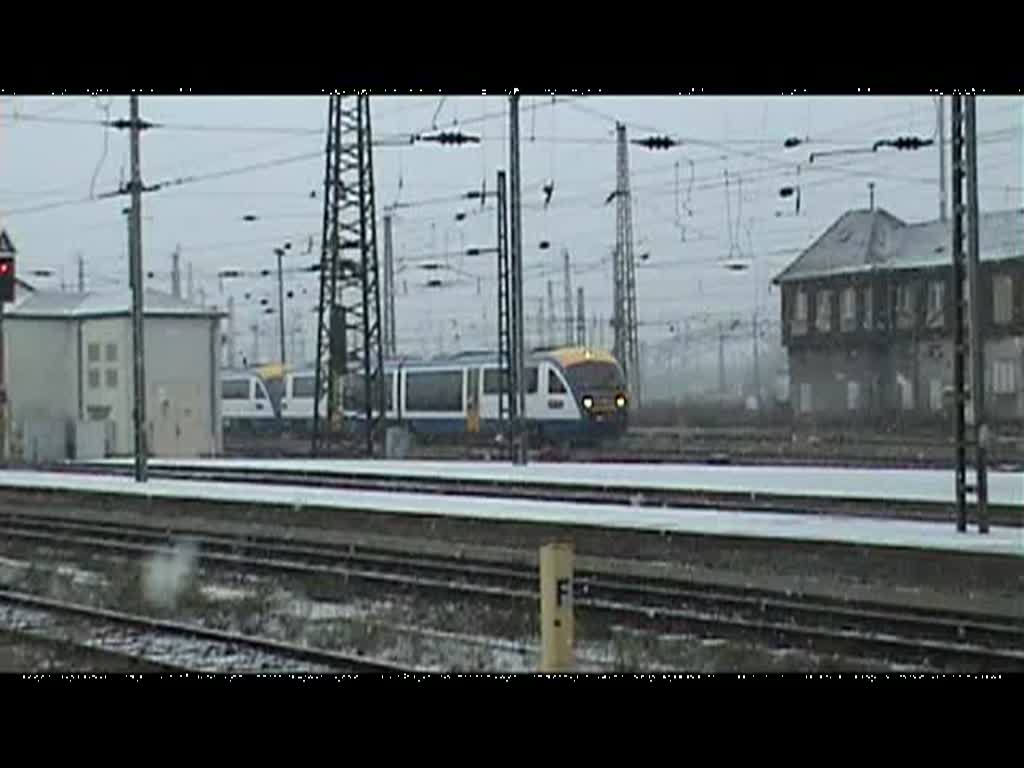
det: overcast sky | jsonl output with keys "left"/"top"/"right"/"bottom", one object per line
{"left": 1, "top": 95, "right": 1020, "bottom": 368}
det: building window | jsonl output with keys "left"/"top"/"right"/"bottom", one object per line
{"left": 840, "top": 288, "right": 857, "bottom": 332}
{"left": 791, "top": 290, "right": 808, "bottom": 336}
{"left": 846, "top": 380, "right": 860, "bottom": 411}
{"left": 88, "top": 343, "right": 101, "bottom": 363}
{"left": 816, "top": 290, "right": 833, "bottom": 332}
{"left": 929, "top": 379, "right": 944, "bottom": 412}
{"left": 992, "top": 359, "right": 1017, "bottom": 395}
{"left": 862, "top": 286, "right": 873, "bottom": 330}
{"left": 88, "top": 369, "right": 101, "bottom": 389}
{"left": 105, "top": 369, "right": 118, "bottom": 388}
{"left": 927, "top": 282, "right": 945, "bottom": 329}
{"left": 897, "top": 374, "right": 914, "bottom": 411}
{"left": 993, "top": 275, "right": 1014, "bottom": 325}
{"left": 896, "top": 283, "right": 917, "bottom": 330}
{"left": 105, "top": 343, "right": 118, "bottom": 362}
{"left": 798, "top": 382, "right": 812, "bottom": 414}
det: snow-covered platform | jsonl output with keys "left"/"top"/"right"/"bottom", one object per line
{"left": 93, "top": 457, "right": 1023, "bottom": 506}
{"left": 0, "top": 469, "right": 1019, "bottom": 558}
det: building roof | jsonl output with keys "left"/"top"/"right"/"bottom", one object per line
{"left": 773, "top": 208, "right": 1024, "bottom": 284}
{"left": 5, "top": 288, "right": 226, "bottom": 320}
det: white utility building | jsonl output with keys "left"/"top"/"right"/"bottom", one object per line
{"left": 3, "top": 289, "right": 224, "bottom": 461}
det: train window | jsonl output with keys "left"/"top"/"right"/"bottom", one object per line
{"left": 483, "top": 368, "right": 505, "bottom": 395}
{"left": 254, "top": 382, "right": 267, "bottom": 400}
{"left": 548, "top": 369, "right": 566, "bottom": 394}
{"left": 483, "top": 367, "right": 537, "bottom": 394}
{"left": 406, "top": 370, "right": 462, "bottom": 412}
{"left": 526, "top": 367, "right": 538, "bottom": 393}
{"left": 564, "top": 362, "right": 623, "bottom": 391}
{"left": 292, "top": 376, "right": 317, "bottom": 398}
{"left": 222, "top": 379, "right": 249, "bottom": 400}
{"left": 483, "top": 367, "right": 538, "bottom": 394}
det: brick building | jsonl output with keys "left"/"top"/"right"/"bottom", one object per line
{"left": 773, "top": 207, "right": 1024, "bottom": 424}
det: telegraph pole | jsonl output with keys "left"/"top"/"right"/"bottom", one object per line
{"left": 509, "top": 92, "right": 527, "bottom": 465}
{"left": 250, "top": 322, "right": 260, "bottom": 365}
{"left": 276, "top": 246, "right": 287, "bottom": 365}
{"left": 950, "top": 94, "right": 989, "bottom": 533}
{"left": 613, "top": 123, "right": 641, "bottom": 406}
{"left": 537, "top": 297, "right": 545, "bottom": 349}
{"left": 187, "top": 262, "right": 194, "bottom": 302}
{"left": 171, "top": 245, "right": 181, "bottom": 299}
{"left": 965, "top": 96, "right": 988, "bottom": 534}
{"left": 383, "top": 211, "right": 397, "bottom": 357}
{"left": 226, "top": 295, "right": 236, "bottom": 369}
{"left": 752, "top": 311, "right": 760, "bottom": 403}
{"left": 562, "top": 249, "right": 573, "bottom": 346}
{"left": 128, "top": 95, "right": 148, "bottom": 483}
{"left": 718, "top": 322, "right": 726, "bottom": 395}
{"left": 77, "top": 252, "right": 85, "bottom": 293}
{"left": 546, "top": 279, "right": 556, "bottom": 347}
{"left": 938, "top": 96, "right": 948, "bottom": 222}
{"left": 576, "top": 286, "right": 585, "bottom": 346}
{"left": 496, "top": 169, "right": 516, "bottom": 450}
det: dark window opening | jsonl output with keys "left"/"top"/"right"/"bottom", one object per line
{"left": 405, "top": 370, "right": 461, "bottom": 412}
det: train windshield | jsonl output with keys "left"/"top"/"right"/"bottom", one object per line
{"left": 563, "top": 361, "right": 624, "bottom": 392}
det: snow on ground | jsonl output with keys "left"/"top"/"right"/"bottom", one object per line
{"left": 94, "top": 457, "right": 1024, "bottom": 506}
{"left": 1, "top": 470, "right": 1020, "bottom": 557}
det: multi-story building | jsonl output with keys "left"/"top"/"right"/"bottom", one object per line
{"left": 773, "top": 207, "right": 1024, "bottom": 425}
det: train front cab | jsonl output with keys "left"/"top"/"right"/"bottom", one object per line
{"left": 552, "top": 348, "right": 629, "bottom": 441}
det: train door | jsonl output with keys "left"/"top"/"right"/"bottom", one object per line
{"left": 545, "top": 365, "right": 574, "bottom": 421}
{"left": 466, "top": 367, "right": 481, "bottom": 434}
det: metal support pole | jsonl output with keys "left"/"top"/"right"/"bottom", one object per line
{"left": 128, "top": 95, "right": 148, "bottom": 483}
{"left": 226, "top": 295, "right": 236, "bottom": 369}
{"left": 938, "top": 96, "right": 948, "bottom": 222}
{"left": 576, "top": 286, "right": 585, "bottom": 346}
{"left": 171, "top": 246, "right": 181, "bottom": 299}
{"left": 509, "top": 93, "right": 527, "bottom": 465}
{"left": 562, "top": 249, "right": 573, "bottom": 346}
{"left": 277, "top": 248, "right": 287, "bottom": 365}
{"left": 383, "top": 212, "right": 397, "bottom": 357}
{"left": 951, "top": 95, "right": 968, "bottom": 532}
{"left": 496, "top": 170, "right": 515, "bottom": 449}
{"left": 965, "top": 96, "right": 988, "bottom": 534}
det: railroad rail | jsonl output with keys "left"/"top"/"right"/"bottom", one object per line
{"left": 2, "top": 510, "right": 1021, "bottom": 671}
{"left": 53, "top": 461, "right": 1024, "bottom": 528}
{"left": 0, "top": 588, "right": 418, "bottom": 674}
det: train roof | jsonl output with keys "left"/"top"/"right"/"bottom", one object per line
{"left": 382, "top": 346, "right": 620, "bottom": 370}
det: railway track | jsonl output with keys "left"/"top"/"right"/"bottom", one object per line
{"left": 2, "top": 510, "right": 1021, "bottom": 671}
{"left": 0, "top": 588, "right": 418, "bottom": 674}
{"left": 56, "top": 460, "right": 1024, "bottom": 528}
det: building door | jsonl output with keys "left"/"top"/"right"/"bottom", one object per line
{"left": 151, "top": 381, "right": 207, "bottom": 457}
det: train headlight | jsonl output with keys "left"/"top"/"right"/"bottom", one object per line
{"left": 582, "top": 395, "right": 594, "bottom": 410}
{"left": 615, "top": 394, "right": 627, "bottom": 409}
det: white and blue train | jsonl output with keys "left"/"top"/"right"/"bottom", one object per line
{"left": 221, "top": 346, "right": 630, "bottom": 445}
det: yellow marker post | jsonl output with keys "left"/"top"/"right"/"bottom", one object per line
{"left": 539, "top": 542, "right": 574, "bottom": 672}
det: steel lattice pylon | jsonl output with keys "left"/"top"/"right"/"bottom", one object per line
{"left": 613, "top": 122, "right": 641, "bottom": 405}
{"left": 312, "top": 94, "right": 385, "bottom": 457}
{"left": 496, "top": 170, "right": 515, "bottom": 444}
